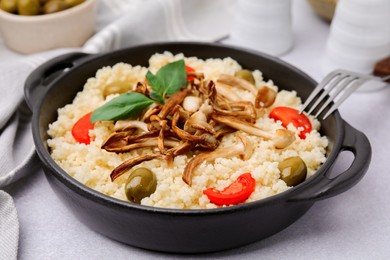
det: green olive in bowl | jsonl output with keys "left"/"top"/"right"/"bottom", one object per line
{"left": 17, "top": 0, "right": 41, "bottom": 15}
{"left": 0, "top": 0, "right": 18, "bottom": 13}
{"left": 0, "top": 0, "right": 86, "bottom": 15}
{"left": 64, "top": 0, "right": 84, "bottom": 7}
{"left": 125, "top": 168, "right": 157, "bottom": 204}
{"left": 42, "top": 0, "right": 69, "bottom": 14}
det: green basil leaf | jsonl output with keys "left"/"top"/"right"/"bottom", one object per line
{"left": 145, "top": 71, "right": 163, "bottom": 95}
{"left": 90, "top": 92, "right": 154, "bottom": 123}
{"left": 146, "top": 59, "right": 187, "bottom": 100}
{"left": 149, "top": 92, "right": 165, "bottom": 104}
{"left": 157, "top": 59, "right": 186, "bottom": 96}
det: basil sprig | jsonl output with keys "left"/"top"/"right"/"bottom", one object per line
{"left": 146, "top": 59, "right": 187, "bottom": 104}
{"left": 90, "top": 59, "right": 187, "bottom": 123}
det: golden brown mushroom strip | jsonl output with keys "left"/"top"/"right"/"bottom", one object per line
{"left": 101, "top": 130, "right": 135, "bottom": 150}
{"left": 102, "top": 130, "right": 160, "bottom": 151}
{"left": 184, "top": 110, "right": 216, "bottom": 135}
{"left": 110, "top": 140, "right": 193, "bottom": 181}
{"left": 213, "top": 101, "right": 257, "bottom": 123}
{"left": 158, "top": 120, "right": 168, "bottom": 153}
{"left": 143, "top": 105, "right": 162, "bottom": 122}
{"left": 157, "top": 88, "right": 191, "bottom": 119}
{"left": 104, "top": 138, "right": 179, "bottom": 153}
{"left": 214, "top": 83, "right": 242, "bottom": 102}
{"left": 134, "top": 82, "right": 150, "bottom": 96}
{"left": 217, "top": 74, "right": 258, "bottom": 96}
{"left": 214, "top": 125, "right": 236, "bottom": 139}
{"left": 211, "top": 114, "right": 295, "bottom": 149}
{"left": 111, "top": 153, "right": 162, "bottom": 181}
{"left": 171, "top": 106, "right": 219, "bottom": 149}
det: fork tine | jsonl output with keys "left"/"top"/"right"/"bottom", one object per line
{"left": 307, "top": 73, "right": 349, "bottom": 115}
{"left": 314, "top": 75, "right": 358, "bottom": 118}
{"left": 300, "top": 70, "right": 341, "bottom": 114}
{"left": 322, "top": 78, "right": 366, "bottom": 120}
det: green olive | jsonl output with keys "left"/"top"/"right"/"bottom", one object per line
{"left": 0, "top": 0, "right": 18, "bottom": 13}
{"left": 103, "top": 82, "right": 132, "bottom": 98}
{"left": 234, "top": 69, "right": 255, "bottom": 85}
{"left": 17, "top": 0, "right": 41, "bottom": 15}
{"left": 42, "top": 0, "right": 69, "bottom": 14}
{"left": 278, "top": 156, "right": 307, "bottom": 186}
{"left": 64, "top": 0, "right": 84, "bottom": 7}
{"left": 125, "top": 168, "right": 157, "bottom": 204}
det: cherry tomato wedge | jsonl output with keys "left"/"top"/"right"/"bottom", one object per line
{"left": 185, "top": 65, "right": 196, "bottom": 81}
{"left": 203, "top": 173, "right": 256, "bottom": 206}
{"left": 71, "top": 112, "right": 94, "bottom": 144}
{"left": 269, "top": 106, "right": 312, "bottom": 139}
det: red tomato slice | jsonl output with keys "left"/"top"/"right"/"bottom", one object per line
{"left": 71, "top": 112, "right": 95, "bottom": 144}
{"left": 269, "top": 106, "right": 312, "bottom": 139}
{"left": 186, "top": 65, "right": 196, "bottom": 81}
{"left": 203, "top": 173, "right": 256, "bottom": 206}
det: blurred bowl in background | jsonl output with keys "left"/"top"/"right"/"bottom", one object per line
{"left": 307, "top": 0, "right": 337, "bottom": 22}
{"left": 0, "top": 0, "right": 96, "bottom": 54}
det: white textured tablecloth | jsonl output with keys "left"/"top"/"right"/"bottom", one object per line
{"left": 3, "top": 0, "right": 390, "bottom": 259}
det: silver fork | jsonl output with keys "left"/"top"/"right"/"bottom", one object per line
{"left": 300, "top": 69, "right": 390, "bottom": 120}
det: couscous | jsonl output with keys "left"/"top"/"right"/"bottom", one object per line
{"left": 47, "top": 52, "right": 328, "bottom": 209}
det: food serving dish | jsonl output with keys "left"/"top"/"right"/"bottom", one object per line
{"left": 24, "top": 42, "right": 371, "bottom": 253}
{"left": 0, "top": 0, "right": 95, "bottom": 54}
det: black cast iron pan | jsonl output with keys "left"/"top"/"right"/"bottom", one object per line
{"left": 24, "top": 42, "right": 371, "bottom": 253}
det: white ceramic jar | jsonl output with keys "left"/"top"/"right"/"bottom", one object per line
{"left": 323, "top": 0, "right": 390, "bottom": 89}
{"left": 229, "top": 0, "right": 293, "bottom": 56}
{"left": 0, "top": 0, "right": 96, "bottom": 54}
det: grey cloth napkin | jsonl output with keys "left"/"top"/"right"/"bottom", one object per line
{"left": 0, "top": 191, "right": 19, "bottom": 260}
{"left": 0, "top": 0, "right": 233, "bottom": 258}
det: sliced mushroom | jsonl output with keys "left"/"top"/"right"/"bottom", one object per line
{"left": 157, "top": 120, "right": 168, "bottom": 153}
{"left": 255, "top": 86, "right": 277, "bottom": 108}
{"left": 101, "top": 130, "right": 135, "bottom": 150}
{"left": 272, "top": 129, "right": 296, "bottom": 149}
{"left": 213, "top": 101, "right": 257, "bottom": 123}
{"left": 184, "top": 110, "right": 215, "bottom": 135}
{"left": 102, "top": 130, "right": 160, "bottom": 151}
{"left": 134, "top": 82, "right": 150, "bottom": 96}
{"left": 214, "top": 124, "right": 236, "bottom": 139}
{"left": 215, "top": 82, "right": 242, "bottom": 102}
{"left": 217, "top": 74, "right": 258, "bottom": 96}
{"left": 142, "top": 104, "right": 162, "bottom": 122}
{"left": 114, "top": 120, "right": 149, "bottom": 132}
{"left": 104, "top": 137, "right": 179, "bottom": 153}
{"left": 172, "top": 105, "right": 219, "bottom": 149}
{"left": 111, "top": 153, "right": 162, "bottom": 181}
{"left": 182, "top": 134, "right": 254, "bottom": 186}
{"left": 211, "top": 114, "right": 295, "bottom": 149}
{"left": 172, "top": 121, "right": 219, "bottom": 149}
{"left": 158, "top": 88, "right": 191, "bottom": 119}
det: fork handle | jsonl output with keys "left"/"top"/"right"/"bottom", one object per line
{"left": 289, "top": 121, "right": 371, "bottom": 202}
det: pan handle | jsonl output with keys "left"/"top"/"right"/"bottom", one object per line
{"left": 24, "top": 52, "right": 90, "bottom": 110}
{"left": 289, "top": 121, "right": 371, "bottom": 202}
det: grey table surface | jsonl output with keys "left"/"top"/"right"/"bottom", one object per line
{"left": 4, "top": 1, "right": 390, "bottom": 259}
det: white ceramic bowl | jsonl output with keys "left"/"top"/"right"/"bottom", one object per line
{"left": 0, "top": 0, "right": 96, "bottom": 54}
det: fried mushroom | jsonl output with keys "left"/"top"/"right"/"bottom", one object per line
{"left": 182, "top": 134, "right": 254, "bottom": 186}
